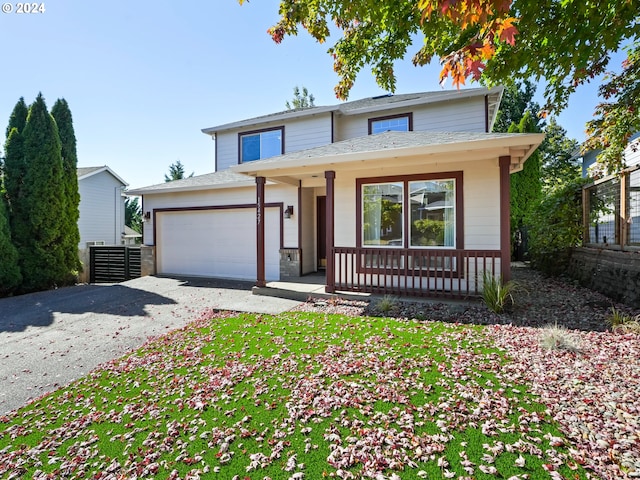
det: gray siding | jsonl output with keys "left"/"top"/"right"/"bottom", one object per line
{"left": 335, "top": 97, "right": 486, "bottom": 141}
{"left": 216, "top": 113, "right": 333, "bottom": 171}
{"left": 214, "top": 95, "right": 487, "bottom": 170}
{"left": 78, "top": 171, "right": 126, "bottom": 247}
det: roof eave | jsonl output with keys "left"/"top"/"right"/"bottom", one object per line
{"left": 340, "top": 86, "right": 504, "bottom": 117}
{"left": 78, "top": 166, "right": 129, "bottom": 186}
{"left": 201, "top": 105, "right": 338, "bottom": 136}
{"left": 231, "top": 133, "right": 545, "bottom": 178}
{"left": 126, "top": 179, "right": 255, "bottom": 196}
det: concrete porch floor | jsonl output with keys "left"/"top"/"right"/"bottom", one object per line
{"left": 252, "top": 271, "right": 480, "bottom": 308}
{"left": 253, "top": 272, "right": 373, "bottom": 302}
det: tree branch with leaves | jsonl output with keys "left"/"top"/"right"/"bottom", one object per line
{"left": 239, "top": 0, "right": 639, "bottom": 172}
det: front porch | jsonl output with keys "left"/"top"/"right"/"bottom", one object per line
{"left": 234, "top": 131, "right": 544, "bottom": 301}
{"left": 260, "top": 247, "right": 501, "bottom": 301}
{"left": 331, "top": 247, "right": 501, "bottom": 298}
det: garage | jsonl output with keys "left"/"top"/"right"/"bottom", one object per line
{"left": 155, "top": 207, "right": 281, "bottom": 281}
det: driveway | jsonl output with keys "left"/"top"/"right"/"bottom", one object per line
{"left": 0, "top": 276, "right": 301, "bottom": 415}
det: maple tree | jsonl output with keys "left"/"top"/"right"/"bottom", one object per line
{"left": 584, "top": 41, "right": 640, "bottom": 174}
{"left": 239, "top": 0, "right": 639, "bottom": 171}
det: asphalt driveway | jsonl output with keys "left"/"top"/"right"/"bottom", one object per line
{"left": 0, "top": 276, "right": 301, "bottom": 415}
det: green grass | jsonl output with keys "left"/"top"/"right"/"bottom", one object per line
{"left": 0, "top": 311, "right": 588, "bottom": 479}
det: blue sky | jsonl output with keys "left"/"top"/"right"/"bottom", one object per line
{"left": 0, "top": 1, "right": 626, "bottom": 189}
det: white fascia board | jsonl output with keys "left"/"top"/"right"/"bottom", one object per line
{"left": 78, "top": 166, "right": 129, "bottom": 187}
{"left": 126, "top": 179, "right": 256, "bottom": 196}
{"left": 232, "top": 133, "right": 545, "bottom": 176}
{"left": 339, "top": 86, "right": 504, "bottom": 116}
{"left": 201, "top": 106, "right": 338, "bottom": 136}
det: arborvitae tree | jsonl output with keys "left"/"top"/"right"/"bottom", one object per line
{"left": 508, "top": 112, "right": 542, "bottom": 260}
{"left": 51, "top": 98, "right": 81, "bottom": 279}
{"left": 5, "top": 97, "right": 28, "bottom": 138}
{"left": 18, "top": 94, "right": 67, "bottom": 292}
{"left": 0, "top": 190, "right": 21, "bottom": 296}
{"left": 3, "top": 98, "right": 29, "bottom": 220}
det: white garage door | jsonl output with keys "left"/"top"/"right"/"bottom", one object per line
{"left": 156, "top": 207, "right": 280, "bottom": 281}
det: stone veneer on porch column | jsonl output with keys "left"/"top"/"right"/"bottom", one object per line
{"left": 256, "top": 176, "right": 266, "bottom": 287}
{"left": 325, "top": 170, "right": 335, "bottom": 293}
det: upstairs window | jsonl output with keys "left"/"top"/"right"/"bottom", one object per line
{"left": 368, "top": 113, "right": 413, "bottom": 135}
{"left": 239, "top": 127, "right": 284, "bottom": 163}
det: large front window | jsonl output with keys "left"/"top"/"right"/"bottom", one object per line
{"left": 362, "top": 183, "right": 404, "bottom": 246}
{"left": 240, "top": 127, "right": 283, "bottom": 162}
{"left": 359, "top": 173, "right": 460, "bottom": 249}
{"left": 409, "top": 180, "right": 455, "bottom": 247}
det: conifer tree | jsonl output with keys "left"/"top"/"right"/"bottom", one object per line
{"left": 3, "top": 98, "right": 28, "bottom": 220}
{"left": 164, "top": 160, "right": 193, "bottom": 182}
{"left": 18, "top": 93, "right": 67, "bottom": 291}
{"left": 51, "top": 98, "right": 81, "bottom": 278}
{"left": 508, "top": 112, "right": 542, "bottom": 260}
{"left": 0, "top": 189, "right": 21, "bottom": 296}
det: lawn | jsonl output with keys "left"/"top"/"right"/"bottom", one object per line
{"left": 0, "top": 310, "right": 598, "bottom": 479}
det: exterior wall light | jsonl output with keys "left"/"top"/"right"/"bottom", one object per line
{"left": 284, "top": 205, "right": 294, "bottom": 219}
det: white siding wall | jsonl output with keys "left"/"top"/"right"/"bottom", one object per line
{"left": 142, "top": 183, "right": 299, "bottom": 249}
{"left": 334, "top": 97, "right": 486, "bottom": 141}
{"left": 331, "top": 157, "right": 500, "bottom": 250}
{"left": 462, "top": 160, "right": 501, "bottom": 249}
{"left": 215, "top": 113, "right": 333, "bottom": 171}
{"left": 78, "top": 172, "right": 126, "bottom": 247}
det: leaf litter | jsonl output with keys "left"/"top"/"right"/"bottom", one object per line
{"left": 0, "top": 282, "right": 637, "bottom": 479}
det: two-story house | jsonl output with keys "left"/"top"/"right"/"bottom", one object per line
{"left": 128, "top": 87, "right": 544, "bottom": 298}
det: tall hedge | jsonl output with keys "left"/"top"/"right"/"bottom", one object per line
{"left": 528, "top": 178, "right": 588, "bottom": 275}
{"left": 0, "top": 193, "right": 21, "bottom": 295}
{"left": 51, "top": 98, "right": 81, "bottom": 278}
{"left": 3, "top": 98, "right": 28, "bottom": 226}
{"left": 18, "top": 94, "right": 67, "bottom": 292}
{"left": 508, "top": 112, "right": 542, "bottom": 233}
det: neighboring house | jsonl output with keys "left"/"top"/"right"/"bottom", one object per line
{"left": 128, "top": 87, "right": 544, "bottom": 298}
{"left": 581, "top": 132, "right": 640, "bottom": 177}
{"left": 77, "top": 166, "right": 128, "bottom": 247}
{"left": 581, "top": 133, "right": 640, "bottom": 247}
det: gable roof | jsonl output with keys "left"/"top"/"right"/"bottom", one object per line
{"left": 202, "top": 86, "right": 503, "bottom": 135}
{"left": 77, "top": 166, "right": 128, "bottom": 186}
{"left": 126, "top": 169, "right": 255, "bottom": 195}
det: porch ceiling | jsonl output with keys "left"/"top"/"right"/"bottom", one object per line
{"left": 231, "top": 131, "right": 544, "bottom": 182}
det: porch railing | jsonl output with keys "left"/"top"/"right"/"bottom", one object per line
{"left": 331, "top": 247, "right": 502, "bottom": 298}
